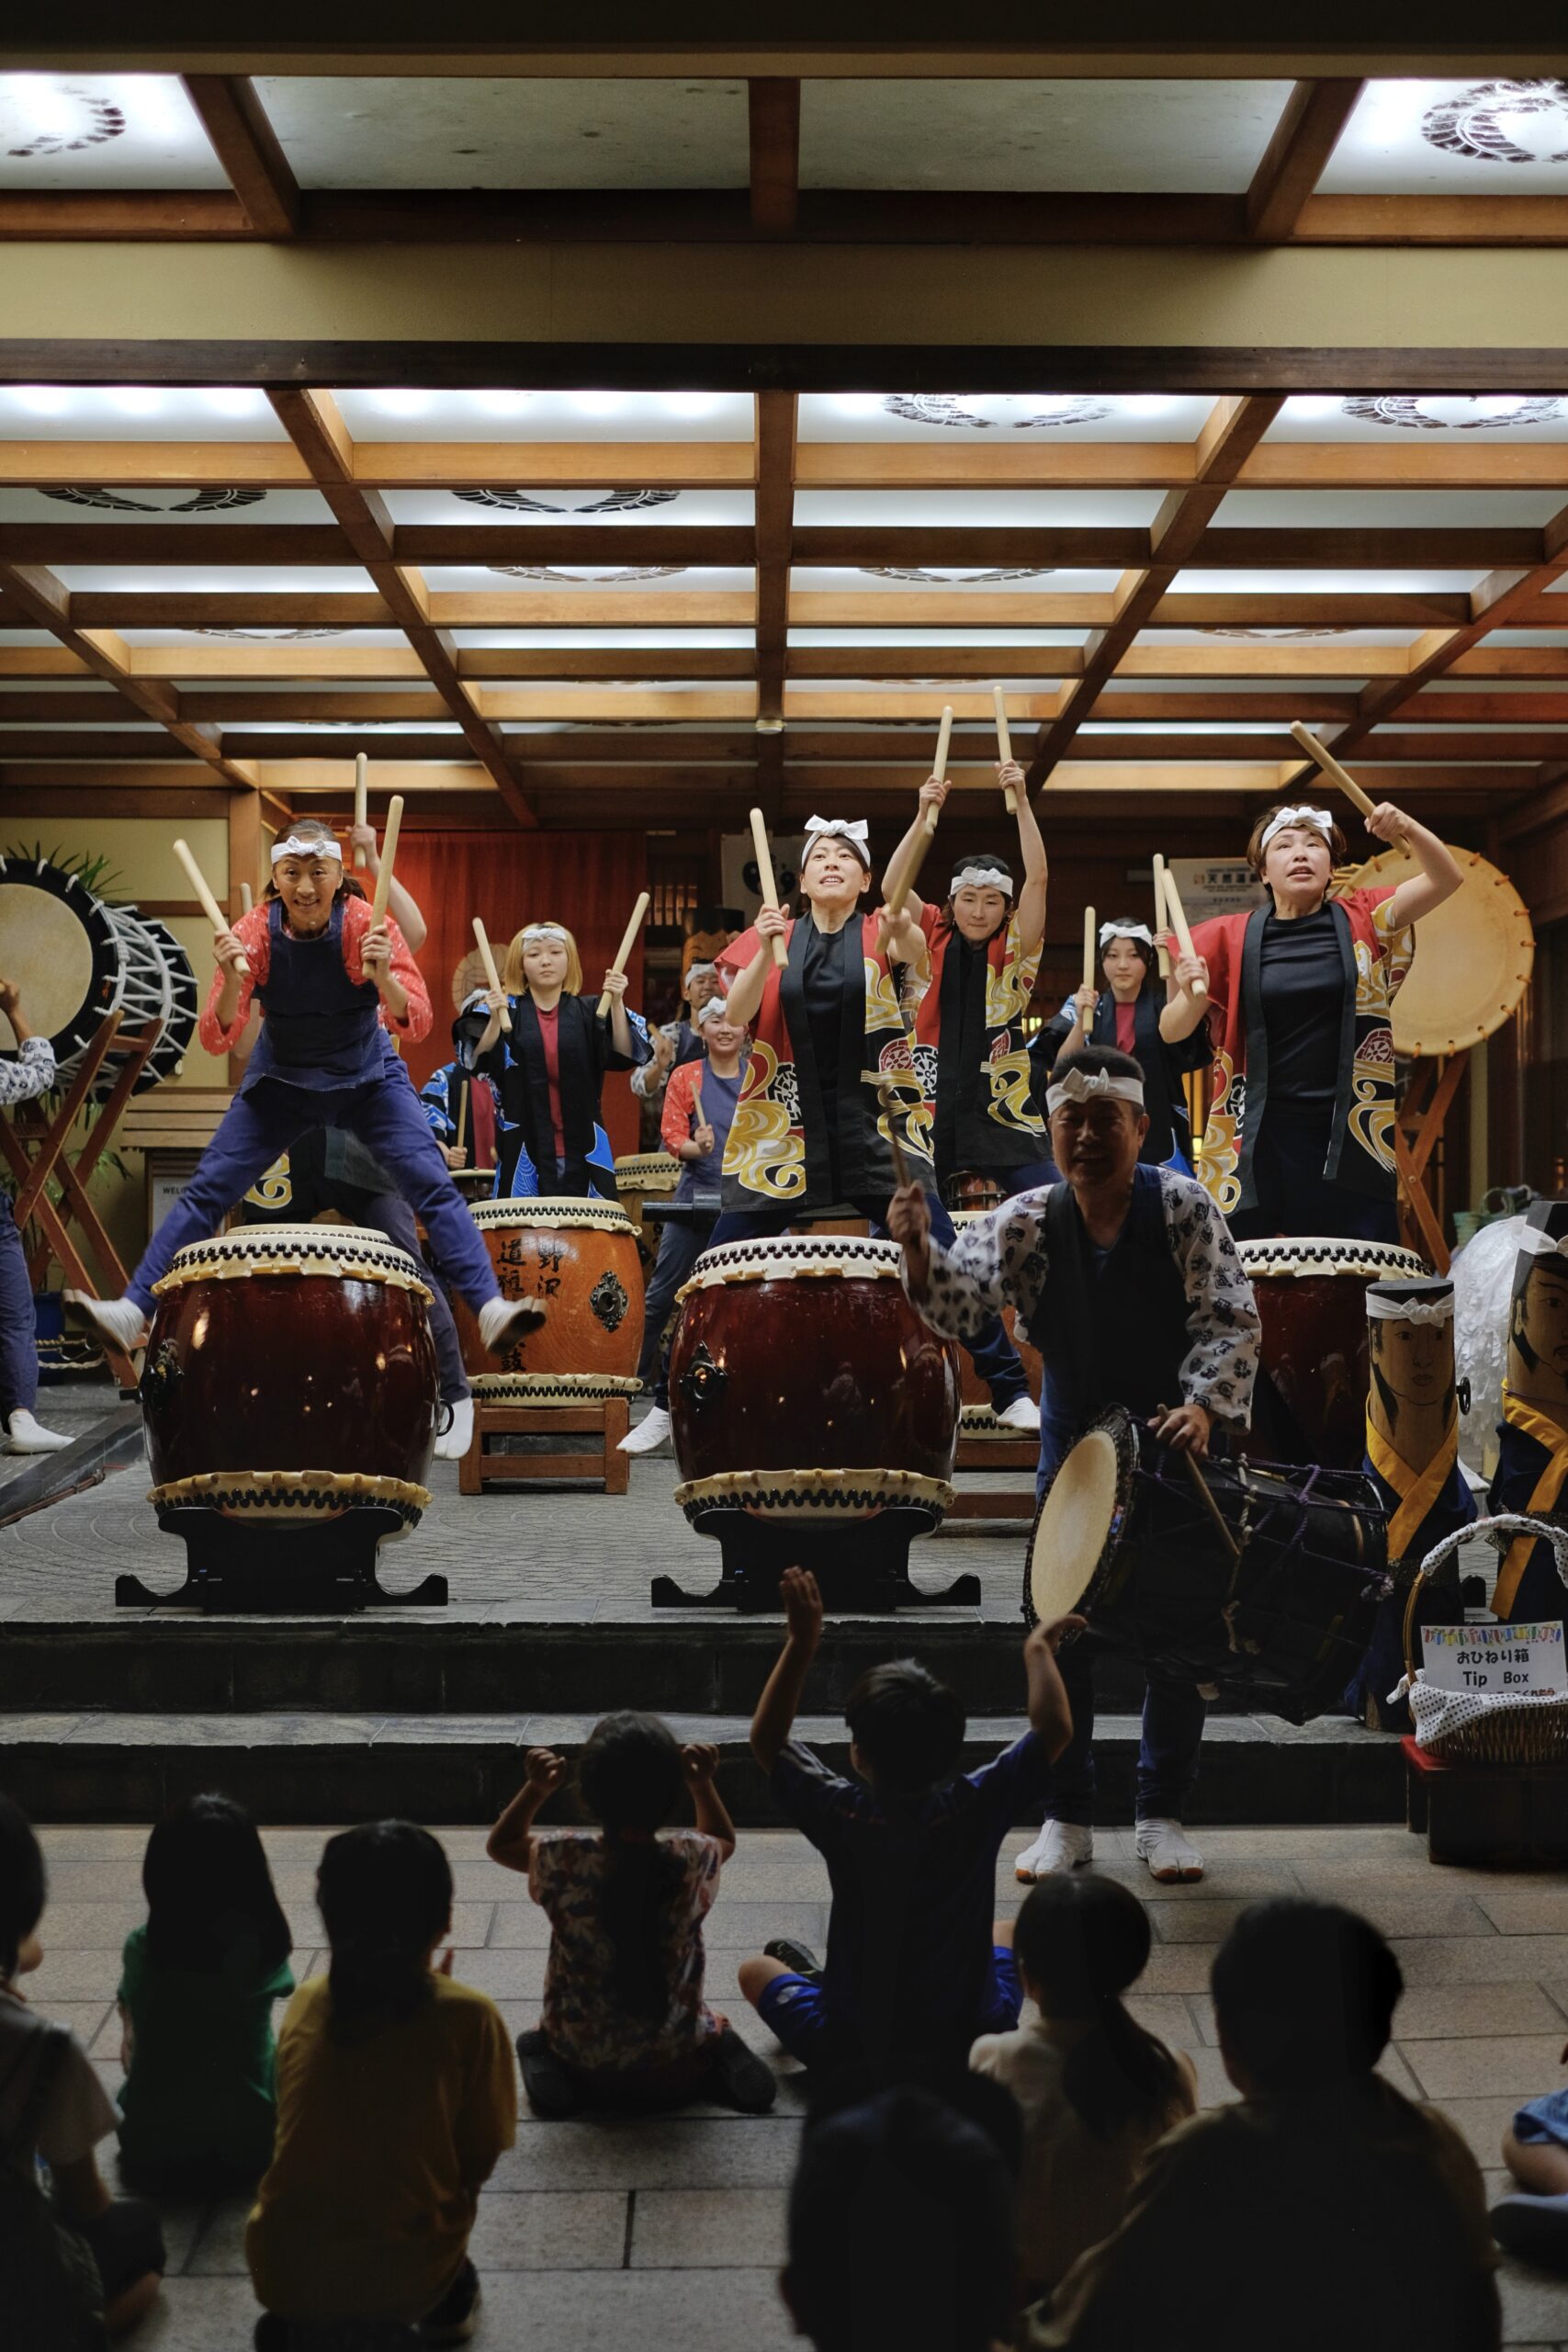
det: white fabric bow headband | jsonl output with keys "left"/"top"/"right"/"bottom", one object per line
{"left": 951, "top": 862, "right": 1013, "bottom": 894}
{"left": 1259, "top": 805, "right": 1335, "bottom": 854}
{"left": 1100, "top": 922, "right": 1153, "bottom": 949}
{"left": 521, "top": 923, "right": 570, "bottom": 944}
{"left": 271, "top": 833, "right": 343, "bottom": 865}
{"left": 1045, "top": 1067, "right": 1145, "bottom": 1114}
{"left": 1366, "top": 1292, "right": 1455, "bottom": 1325}
{"left": 1517, "top": 1227, "right": 1568, "bottom": 1260}
{"left": 694, "top": 994, "right": 731, "bottom": 1027}
{"left": 804, "top": 815, "right": 871, "bottom": 868}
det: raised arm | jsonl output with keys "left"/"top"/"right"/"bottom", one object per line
{"left": 719, "top": 916, "right": 784, "bottom": 1029}
{"left": 1370, "top": 808, "right": 1464, "bottom": 930}
{"left": 351, "top": 820, "right": 428, "bottom": 953}
{"left": 486, "top": 1747, "right": 568, "bottom": 1878}
{"left": 886, "top": 777, "right": 948, "bottom": 915}
{"left": 750, "top": 1567, "right": 824, "bottom": 1771}
{"left": 1010, "top": 772, "right": 1048, "bottom": 954}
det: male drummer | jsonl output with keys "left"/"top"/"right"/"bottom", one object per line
{"left": 1, "top": 978, "right": 72, "bottom": 1453}
{"left": 888, "top": 1044, "right": 1260, "bottom": 1884}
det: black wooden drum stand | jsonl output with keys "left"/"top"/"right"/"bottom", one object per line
{"left": 117, "top": 1507, "right": 448, "bottom": 1613}
{"left": 651, "top": 1511, "right": 981, "bottom": 1613}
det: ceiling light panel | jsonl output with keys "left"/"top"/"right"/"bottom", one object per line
{"left": 1164, "top": 570, "right": 1484, "bottom": 594}
{"left": 1213, "top": 489, "right": 1568, "bottom": 527}
{"left": 1267, "top": 392, "right": 1568, "bottom": 442}
{"left": 450, "top": 629, "right": 754, "bottom": 650}
{"left": 51, "top": 568, "right": 374, "bottom": 594}
{"left": 799, "top": 79, "right": 1293, "bottom": 192}
{"left": 381, "top": 492, "right": 754, "bottom": 526}
{"left": 792, "top": 491, "right": 1165, "bottom": 526}
{"left": 257, "top": 76, "right": 750, "bottom": 190}
{"left": 796, "top": 393, "right": 1213, "bottom": 442}
{"left": 333, "top": 390, "right": 754, "bottom": 443}
{"left": 0, "top": 74, "right": 226, "bottom": 187}
{"left": 0, "top": 387, "right": 288, "bottom": 440}
{"left": 1319, "top": 79, "right": 1568, "bottom": 194}
{"left": 0, "top": 490, "right": 334, "bottom": 524}
{"left": 418, "top": 567, "right": 755, "bottom": 594}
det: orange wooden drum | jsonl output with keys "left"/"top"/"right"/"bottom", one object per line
{"left": 454, "top": 1198, "right": 645, "bottom": 1403}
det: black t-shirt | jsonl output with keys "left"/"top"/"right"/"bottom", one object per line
{"left": 801, "top": 916, "right": 853, "bottom": 1151}
{"left": 1258, "top": 907, "right": 1344, "bottom": 1113}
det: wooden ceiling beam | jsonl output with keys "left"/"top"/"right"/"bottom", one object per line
{"left": 749, "top": 80, "right": 801, "bottom": 236}
{"left": 180, "top": 75, "right": 300, "bottom": 238}
{"left": 266, "top": 386, "right": 537, "bottom": 828}
{"left": 177, "top": 690, "right": 455, "bottom": 721}
{"left": 1029, "top": 395, "right": 1285, "bottom": 784}
{"left": 70, "top": 594, "right": 396, "bottom": 629}
{"left": 1245, "top": 79, "right": 1364, "bottom": 243}
{"left": 754, "top": 390, "right": 798, "bottom": 762}
{"left": 457, "top": 647, "right": 757, "bottom": 681}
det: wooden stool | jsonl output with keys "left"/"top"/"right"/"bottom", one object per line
{"left": 1402, "top": 1736, "right": 1568, "bottom": 1867}
{"left": 460, "top": 1397, "right": 631, "bottom": 1497}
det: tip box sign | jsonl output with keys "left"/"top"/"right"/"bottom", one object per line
{"left": 1421, "top": 1621, "right": 1567, "bottom": 1696}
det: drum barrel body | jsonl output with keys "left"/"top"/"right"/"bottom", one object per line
{"left": 453, "top": 1202, "right": 645, "bottom": 1393}
{"left": 143, "top": 1268, "right": 438, "bottom": 1503}
{"left": 670, "top": 1270, "right": 958, "bottom": 1489}
{"left": 1238, "top": 1240, "right": 1426, "bottom": 1472}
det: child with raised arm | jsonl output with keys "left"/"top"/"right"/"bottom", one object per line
{"left": 739, "top": 1568, "right": 1078, "bottom": 2071}
{"left": 489, "top": 1713, "right": 775, "bottom": 2118}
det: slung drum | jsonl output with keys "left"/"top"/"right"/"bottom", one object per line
{"left": 454, "top": 1197, "right": 645, "bottom": 1402}
{"left": 1237, "top": 1236, "right": 1427, "bottom": 1471}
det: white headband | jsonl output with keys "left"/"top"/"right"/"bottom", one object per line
{"left": 952, "top": 863, "right": 1013, "bottom": 894}
{"left": 1259, "top": 805, "right": 1335, "bottom": 854}
{"left": 1045, "top": 1067, "right": 1145, "bottom": 1114}
{"left": 1366, "top": 1293, "right": 1455, "bottom": 1325}
{"left": 1517, "top": 1227, "right": 1568, "bottom": 1260}
{"left": 1100, "top": 922, "right": 1153, "bottom": 949}
{"left": 694, "top": 994, "right": 731, "bottom": 1027}
{"left": 804, "top": 815, "right": 872, "bottom": 867}
{"left": 271, "top": 833, "right": 343, "bottom": 865}
{"left": 521, "top": 923, "right": 570, "bottom": 944}
{"left": 685, "top": 961, "right": 718, "bottom": 981}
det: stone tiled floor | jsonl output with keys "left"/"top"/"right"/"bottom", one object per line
{"left": 19, "top": 1821, "right": 1568, "bottom": 2349}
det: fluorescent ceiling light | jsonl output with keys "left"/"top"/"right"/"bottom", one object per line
{"left": 110, "top": 386, "right": 163, "bottom": 416}
{"left": 572, "top": 391, "right": 627, "bottom": 418}
{"left": 371, "top": 389, "right": 432, "bottom": 418}
{"left": 471, "top": 390, "right": 532, "bottom": 416}
{"left": 1288, "top": 397, "right": 1343, "bottom": 423}
{"left": 662, "top": 392, "right": 725, "bottom": 419}
{"left": 201, "top": 387, "right": 265, "bottom": 419}
{"left": 830, "top": 394, "right": 885, "bottom": 418}
{"left": 12, "top": 385, "right": 70, "bottom": 416}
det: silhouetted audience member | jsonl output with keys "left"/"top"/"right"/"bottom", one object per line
{"left": 1027, "top": 1899, "right": 1500, "bottom": 2351}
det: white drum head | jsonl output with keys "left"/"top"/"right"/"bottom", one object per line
{"left": 1029, "top": 1425, "right": 1122, "bottom": 1623}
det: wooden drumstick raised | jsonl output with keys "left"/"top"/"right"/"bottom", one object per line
{"left": 239, "top": 881, "right": 253, "bottom": 917}
{"left": 749, "top": 807, "right": 789, "bottom": 968}
{"left": 354, "top": 752, "right": 369, "bottom": 867}
{"left": 1152, "top": 855, "right": 1171, "bottom": 981}
{"left": 864, "top": 1071, "right": 912, "bottom": 1190}
{"left": 992, "top": 685, "right": 1018, "bottom": 811}
{"left": 367, "top": 794, "right": 403, "bottom": 931}
{"left": 692, "top": 1076, "right": 705, "bottom": 1134}
{"left": 1290, "top": 721, "right": 1407, "bottom": 842}
{"left": 1160, "top": 862, "right": 1207, "bottom": 1001}
{"left": 456, "top": 1081, "right": 468, "bottom": 1159}
{"left": 924, "top": 705, "right": 953, "bottom": 837}
{"left": 174, "top": 837, "right": 249, "bottom": 979}
{"left": 1156, "top": 1407, "right": 1242, "bottom": 1564}
{"left": 471, "top": 915, "right": 512, "bottom": 1036}
{"left": 596, "top": 890, "right": 650, "bottom": 1018}
{"left": 1082, "top": 906, "right": 1097, "bottom": 995}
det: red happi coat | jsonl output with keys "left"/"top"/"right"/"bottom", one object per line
{"left": 908, "top": 904, "right": 1044, "bottom": 1173}
{"left": 1190, "top": 887, "right": 1414, "bottom": 1220}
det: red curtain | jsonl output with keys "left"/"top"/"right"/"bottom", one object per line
{"left": 394, "top": 830, "right": 649, "bottom": 1158}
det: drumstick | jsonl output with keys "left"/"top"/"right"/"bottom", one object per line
{"left": 1082, "top": 906, "right": 1097, "bottom": 995}
{"left": 175, "top": 837, "right": 248, "bottom": 980}
{"left": 239, "top": 882, "right": 253, "bottom": 917}
{"left": 749, "top": 807, "right": 789, "bottom": 968}
{"left": 1290, "top": 721, "right": 1407, "bottom": 842}
{"left": 1160, "top": 861, "right": 1207, "bottom": 1001}
{"left": 353, "top": 752, "right": 369, "bottom": 868}
{"left": 692, "top": 1075, "right": 705, "bottom": 1135}
{"left": 596, "top": 890, "right": 650, "bottom": 1018}
{"left": 1152, "top": 856, "right": 1171, "bottom": 981}
{"left": 924, "top": 705, "right": 953, "bottom": 837}
{"left": 471, "top": 915, "right": 512, "bottom": 1037}
{"left": 1157, "top": 1407, "right": 1242, "bottom": 1564}
{"left": 456, "top": 1081, "right": 468, "bottom": 1159}
{"left": 992, "top": 685, "right": 1018, "bottom": 812}
{"left": 864, "top": 1072, "right": 912, "bottom": 1190}
{"left": 368, "top": 794, "right": 403, "bottom": 931}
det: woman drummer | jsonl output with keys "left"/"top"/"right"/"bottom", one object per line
{"left": 883, "top": 765, "right": 1053, "bottom": 1199}
{"left": 1162, "top": 799, "right": 1461, "bottom": 1242}
{"left": 1036, "top": 918, "right": 1210, "bottom": 1171}
{"left": 713, "top": 815, "right": 1034, "bottom": 1425}
{"left": 475, "top": 922, "right": 651, "bottom": 1200}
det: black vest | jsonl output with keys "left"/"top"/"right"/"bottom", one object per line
{"left": 1036, "top": 1165, "right": 1192, "bottom": 1475}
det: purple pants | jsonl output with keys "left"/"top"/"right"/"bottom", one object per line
{"left": 0, "top": 1189, "right": 36, "bottom": 1421}
{"left": 128, "top": 1073, "right": 501, "bottom": 1319}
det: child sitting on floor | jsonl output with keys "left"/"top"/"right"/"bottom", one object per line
{"left": 117, "top": 1792, "right": 295, "bottom": 2193}
{"left": 246, "top": 1821, "right": 514, "bottom": 2349}
{"left": 488, "top": 1713, "right": 775, "bottom": 2117}
{"left": 971, "top": 1874, "right": 1195, "bottom": 2302}
{"left": 1492, "top": 2039, "right": 1568, "bottom": 2270}
{"left": 0, "top": 1794, "right": 165, "bottom": 2341}
{"left": 738, "top": 1567, "right": 1077, "bottom": 2071}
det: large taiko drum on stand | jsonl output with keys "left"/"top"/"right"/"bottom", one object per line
{"left": 662, "top": 1234, "right": 967, "bottom": 1611}
{"left": 1026, "top": 1406, "right": 1388, "bottom": 1723}
{"left": 134, "top": 1225, "right": 444, "bottom": 1611}
{"left": 453, "top": 1199, "right": 644, "bottom": 1404}
{"left": 1236, "top": 1236, "right": 1427, "bottom": 1470}
{"left": 950, "top": 1206, "right": 1043, "bottom": 1435}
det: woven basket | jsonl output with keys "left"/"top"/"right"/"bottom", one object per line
{"left": 1401, "top": 1514, "right": 1568, "bottom": 1768}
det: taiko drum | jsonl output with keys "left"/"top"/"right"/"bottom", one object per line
{"left": 1236, "top": 1235, "right": 1427, "bottom": 1470}
{"left": 454, "top": 1197, "right": 645, "bottom": 1402}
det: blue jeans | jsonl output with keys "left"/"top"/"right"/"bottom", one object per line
{"left": 128, "top": 1073, "right": 501, "bottom": 1319}
{"left": 708, "top": 1188, "right": 1029, "bottom": 1410}
{"left": 1047, "top": 1634, "right": 1207, "bottom": 1827}
{"left": 0, "top": 1189, "right": 36, "bottom": 1422}
{"left": 637, "top": 1217, "right": 715, "bottom": 1405}
{"left": 757, "top": 1944, "right": 1023, "bottom": 2069}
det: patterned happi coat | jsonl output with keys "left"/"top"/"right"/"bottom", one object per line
{"left": 716, "top": 913, "right": 934, "bottom": 1210}
{"left": 908, "top": 906, "right": 1044, "bottom": 1176}
{"left": 1190, "top": 887, "right": 1414, "bottom": 1220}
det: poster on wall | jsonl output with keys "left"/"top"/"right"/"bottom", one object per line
{"left": 1168, "top": 857, "right": 1268, "bottom": 925}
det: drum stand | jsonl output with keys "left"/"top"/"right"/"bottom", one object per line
{"left": 461, "top": 1396, "right": 632, "bottom": 1497}
{"left": 1393, "top": 1053, "right": 1468, "bottom": 1276}
{"left": 1, "top": 1011, "right": 164, "bottom": 1392}
{"left": 117, "top": 1507, "right": 449, "bottom": 1612}
{"left": 651, "top": 1513, "right": 982, "bottom": 1612}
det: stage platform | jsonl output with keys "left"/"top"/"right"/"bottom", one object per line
{"left": 0, "top": 1400, "right": 1410, "bottom": 1826}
